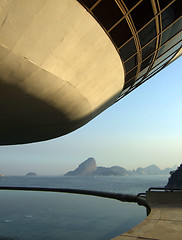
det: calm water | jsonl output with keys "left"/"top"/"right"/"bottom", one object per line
{"left": 0, "top": 175, "right": 169, "bottom": 240}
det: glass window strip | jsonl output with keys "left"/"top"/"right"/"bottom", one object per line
{"left": 108, "top": 0, "right": 143, "bottom": 33}
{"left": 150, "top": 0, "right": 162, "bottom": 60}
{"left": 147, "top": 66, "right": 165, "bottom": 79}
{"left": 153, "top": 43, "right": 181, "bottom": 68}
{"left": 116, "top": 87, "right": 130, "bottom": 102}
{"left": 124, "top": 37, "right": 180, "bottom": 79}
{"left": 144, "top": 65, "right": 168, "bottom": 83}
{"left": 118, "top": 50, "right": 177, "bottom": 101}
{"left": 124, "top": 55, "right": 137, "bottom": 72}
{"left": 117, "top": 16, "right": 156, "bottom": 49}
{"left": 130, "top": 78, "right": 147, "bottom": 91}
{"left": 122, "top": 16, "right": 181, "bottom": 63}
{"left": 161, "top": 0, "right": 181, "bottom": 31}
{"left": 81, "top": 0, "right": 178, "bottom": 53}
{"left": 110, "top": 0, "right": 142, "bottom": 76}
{"left": 125, "top": 69, "right": 137, "bottom": 82}
{"left": 92, "top": 0, "right": 124, "bottom": 30}
{"left": 131, "top": 0, "right": 155, "bottom": 31}
{"left": 125, "top": 50, "right": 156, "bottom": 76}
{"left": 146, "top": 50, "right": 178, "bottom": 77}
{"left": 161, "top": 17, "right": 182, "bottom": 45}
{"left": 119, "top": 37, "right": 136, "bottom": 61}
{"left": 158, "top": 0, "right": 175, "bottom": 11}
{"left": 121, "top": 0, "right": 143, "bottom": 11}
{"left": 125, "top": 40, "right": 180, "bottom": 83}
{"left": 158, "top": 36, "right": 182, "bottom": 58}
{"left": 124, "top": 14, "right": 142, "bottom": 83}
{"left": 126, "top": 43, "right": 180, "bottom": 86}
{"left": 136, "top": 67, "right": 149, "bottom": 81}
{"left": 90, "top": 7, "right": 180, "bottom": 63}
{"left": 108, "top": 2, "right": 156, "bottom": 36}
{"left": 162, "top": 26, "right": 182, "bottom": 47}
{"left": 118, "top": 3, "right": 180, "bottom": 51}
{"left": 140, "top": 46, "right": 179, "bottom": 82}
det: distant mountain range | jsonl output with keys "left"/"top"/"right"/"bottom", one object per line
{"left": 64, "top": 157, "right": 177, "bottom": 176}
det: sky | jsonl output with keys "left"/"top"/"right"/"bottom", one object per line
{"left": 0, "top": 57, "right": 182, "bottom": 175}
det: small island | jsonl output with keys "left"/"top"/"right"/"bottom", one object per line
{"left": 25, "top": 172, "right": 37, "bottom": 176}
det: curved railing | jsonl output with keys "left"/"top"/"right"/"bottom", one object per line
{"left": 0, "top": 186, "right": 150, "bottom": 213}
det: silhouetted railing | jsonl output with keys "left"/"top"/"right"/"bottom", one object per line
{"left": 0, "top": 186, "right": 150, "bottom": 213}
{"left": 148, "top": 187, "right": 182, "bottom": 192}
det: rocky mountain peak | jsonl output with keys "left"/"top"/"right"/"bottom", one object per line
{"left": 64, "top": 157, "right": 97, "bottom": 176}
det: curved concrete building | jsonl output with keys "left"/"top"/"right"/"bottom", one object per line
{"left": 0, "top": 0, "right": 181, "bottom": 145}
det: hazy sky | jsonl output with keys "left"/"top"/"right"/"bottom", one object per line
{"left": 0, "top": 57, "right": 181, "bottom": 175}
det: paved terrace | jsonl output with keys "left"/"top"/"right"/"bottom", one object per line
{"left": 113, "top": 190, "right": 182, "bottom": 240}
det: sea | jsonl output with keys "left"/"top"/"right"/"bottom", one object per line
{"left": 0, "top": 175, "right": 169, "bottom": 240}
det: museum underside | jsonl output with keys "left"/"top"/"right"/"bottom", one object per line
{"left": 0, "top": 0, "right": 181, "bottom": 145}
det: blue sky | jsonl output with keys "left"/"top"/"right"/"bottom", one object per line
{"left": 0, "top": 57, "right": 181, "bottom": 175}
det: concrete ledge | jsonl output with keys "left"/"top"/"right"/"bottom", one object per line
{"left": 112, "top": 191, "right": 182, "bottom": 240}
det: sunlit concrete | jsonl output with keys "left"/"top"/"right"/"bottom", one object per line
{"left": 0, "top": 0, "right": 124, "bottom": 145}
{"left": 112, "top": 191, "right": 182, "bottom": 240}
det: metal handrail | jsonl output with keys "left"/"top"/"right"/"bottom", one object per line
{"left": 0, "top": 186, "right": 150, "bottom": 213}
{"left": 148, "top": 187, "right": 182, "bottom": 192}
{"left": 137, "top": 192, "right": 146, "bottom": 197}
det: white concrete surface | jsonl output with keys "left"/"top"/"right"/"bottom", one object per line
{"left": 0, "top": 0, "right": 124, "bottom": 144}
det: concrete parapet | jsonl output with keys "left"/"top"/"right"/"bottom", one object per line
{"left": 112, "top": 191, "right": 182, "bottom": 240}
{"left": 147, "top": 190, "right": 182, "bottom": 205}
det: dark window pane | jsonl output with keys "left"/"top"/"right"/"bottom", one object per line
{"left": 110, "top": 19, "right": 132, "bottom": 47}
{"left": 137, "top": 66, "right": 149, "bottom": 79}
{"left": 141, "top": 54, "right": 154, "bottom": 71}
{"left": 159, "top": 0, "right": 172, "bottom": 10}
{"left": 125, "top": 68, "right": 137, "bottom": 82}
{"left": 131, "top": 78, "right": 144, "bottom": 89}
{"left": 78, "top": 0, "right": 98, "bottom": 9}
{"left": 92, "top": 0, "right": 123, "bottom": 30}
{"left": 153, "top": 44, "right": 180, "bottom": 68}
{"left": 124, "top": 55, "right": 137, "bottom": 72}
{"left": 147, "top": 65, "right": 164, "bottom": 79}
{"left": 130, "top": 0, "right": 154, "bottom": 31}
{"left": 142, "top": 38, "right": 156, "bottom": 60}
{"left": 123, "top": 77, "right": 135, "bottom": 89}
{"left": 139, "top": 20, "right": 156, "bottom": 48}
{"left": 119, "top": 38, "right": 136, "bottom": 61}
{"left": 124, "top": 0, "right": 139, "bottom": 10}
{"left": 149, "top": 53, "right": 176, "bottom": 76}
{"left": 161, "top": 1, "right": 181, "bottom": 30}
{"left": 159, "top": 32, "right": 181, "bottom": 57}
{"left": 161, "top": 17, "right": 182, "bottom": 45}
